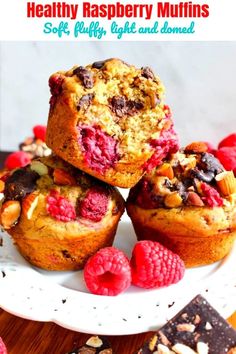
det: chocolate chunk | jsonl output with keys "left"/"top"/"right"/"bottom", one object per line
{"left": 73, "top": 66, "right": 94, "bottom": 89}
{"left": 77, "top": 93, "right": 94, "bottom": 111}
{"left": 175, "top": 181, "right": 187, "bottom": 201}
{"left": 4, "top": 168, "right": 39, "bottom": 201}
{"left": 92, "top": 59, "right": 112, "bottom": 69}
{"left": 66, "top": 336, "right": 112, "bottom": 354}
{"left": 137, "top": 295, "right": 236, "bottom": 353}
{"left": 110, "top": 96, "right": 144, "bottom": 118}
{"left": 141, "top": 67, "right": 155, "bottom": 80}
{"left": 200, "top": 153, "right": 224, "bottom": 175}
{"left": 191, "top": 168, "right": 215, "bottom": 183}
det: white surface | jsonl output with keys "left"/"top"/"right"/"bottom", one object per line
{"left": 0, "top": 217, "right": 236, "bottom": 335}
{"left": 0, "top": 42, "right": 236, "bottom": 151}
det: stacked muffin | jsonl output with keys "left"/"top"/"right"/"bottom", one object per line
{"left": 0, "top": 58, "right": 178, "bottom": 271}
{"left": 1, "top": 58, "right": 234, "bottom": 271}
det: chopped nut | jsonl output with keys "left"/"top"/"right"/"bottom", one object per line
{"left": 196, "top": 342, "right": 209, "bottom": 354}
{"left": 149, "top": 335, "right": 158, "bottom": 351}
{"left": 53, "top": 168, "right": 76, "bottom": 186}
{"left": 205, "top": 322, "right": 212, "bottom": 330}
{"left": 215, "top": 171, "right": 236, "bottom": 196}
{"left": 157, "top": 344, "right": 171, "bottom": 353}
{"left": 186, "top": 192, "right": 204, "bottom": 207}
{"left": 22, "top": 192, "right": 39, "bottom": 220}
{"left": 172, "top": 343, "right": 197, "bottom": 354}
{"left": 156, "top": 163, "right": 174, "bottom": 179}
{"left": 177, "top": 323, "right": 195, "bottom": 333}
{"left": 0, "top": 200, "right": 21, "bottom": 229}
{"left": 193, "top": 314, "right": 201, "bottom": 325}
{"left": 158, "top": 331, "right": 171, "bottom": 346}
{"left": 153, "top": 176, "right": 172, "bottom": 196}
{"left": 164, "top": 192, "right": 183, "bottom": 208}
{"left": 184, "top": 142, "right": 208, "bottom": 154}
{"left": 86, "top": 336, "right": 103, "bottom": 348}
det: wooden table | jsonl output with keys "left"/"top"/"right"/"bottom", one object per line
{"left": 0, "top": 151, "right": 236, "bottom": 353}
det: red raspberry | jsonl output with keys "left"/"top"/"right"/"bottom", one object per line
{"left": 49, "top": 74, "right": 64, "bottom": 96}
{"left": 0, "top": 337, "right": 7, "bottom": 354}
{"left": 144, "top": 126, "right": 179, "bottom": 173}
{"left": 84, "top": 247, "right": 131, "bottom": 296}
{"left": 201, "top": 182, "right": 224, "bottom": 207}
{"left": 78, "top": 186, "right": 109, "bottom": 222}
{"left": 216, "top": 147, "right": 236, "bottom": 172}
{"left": 33, "top": 125, "right": 47, "bottom": 142}
{"left": 79, "top": 125, "right": 119, "bottom": 173}
{"left": 4, "top": 151, "right": 31, "bottom": 170}
{"left": 218, "top": 133, "right": 236, "bottom": 149}
{"left": 130, "top": 240, "right": 185, "bottom": 289}
{"left": 46, "top": 190, "right": 76, "bottom": 222}
{"left": 204, "top": 141, "right": 216, "bottom": 155}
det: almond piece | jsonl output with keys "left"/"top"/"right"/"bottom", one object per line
{"left": 184, "top": 142, "right": 208, "bottom": 153}
{"left": 196, "top": 342, "right": 209, "bottom": 354}
{"left": 157, "top": 344, "right": 171, "bottom": 353}
{"left": 86, "top": 336, "right": 103, "bottom": 348}
{"left": 172, "top": 343, "right": 197, "bottom": 354}
{"left": 215, "top": 171, "right": 236, "bottom": 196}
{"left": 156, "top": 163, "right": 174, "bottom": 179}
{"left": 164, "top": 192, "right": 183, "bottom": 208}
{"left": 22, "top": 192, "right": 39, "bottom": 220}
{"left": 0, "top": 200, "right": 21, "bottom": 229}
{"left": 53, "top": 168, "right": 76, "bottom": 186}
{"left": 0, "top": 180, "right": 5, "bottom": 193}
{"left": 186, "top": 192, "right": 204, "bottom": 207}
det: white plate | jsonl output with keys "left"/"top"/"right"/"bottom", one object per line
{"left": 0, "top": 214, "right": 236, "bottom": 335}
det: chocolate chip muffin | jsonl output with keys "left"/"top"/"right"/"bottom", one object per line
{"left": 127, "top": 142, "right": 236, "bottom": 267}
{"left": 0, "top": 155, "right": 124, "bottom": 271}
{"left": 46, "top": 58, "right": 179, "bottom": 188}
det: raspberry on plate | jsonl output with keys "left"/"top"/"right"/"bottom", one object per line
{"left": 130, "top": 240, "right": 185, "bottom": 289}
{"left": 84, "top": 247, "right": 131, "bottom": 296}
{"left": 0, "top": 337, "right": 7, "bottom": 354}
{"left": 218, "top": 133, "right": 236, "bottom": 149}
{"left": 4, "top": 151, "right": 31, "bottom": 170}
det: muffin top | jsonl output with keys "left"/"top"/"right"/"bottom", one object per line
{"left": 0, "top": 155, "right": 123, "bottom": 230}
{"left": 48, "top": 58, "right": 178, "bottom": 173}
{"left": 129, "top": 142, "right": 236, "bottom": 209}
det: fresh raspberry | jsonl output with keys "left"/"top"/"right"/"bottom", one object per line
{"left": 130, "top": 240, "right": 185, "bottom": 289}
{"left": 49, "top": 74, "right": 64, "bottom": 96}
{"left": 143, "top": 126, "right": 179, "bottom": 173}
{"left": 46, "top": 190, "right": 76, "bottom": 222}
{"left": 0, "top": 337, "right": 7, "bottom": 354}
{"left": 218, "top": 133, "right": 236, "bottom": 149}
{"left": 79, "top": 125, "right": 119, "bottom": 173}
{"left": 216, "top": 147, "right": 236, "bottom": 172}
{"left": 4, "top": 151, "right": 31, "bottom": 170}
{"left": 33, "top": 125, "right": 47, "bottom": 142}
{"left": 201, "top": 182, "right": 224, "bottom": 207}
{"left": 78, "top": 186, "right": 109, "bottom": 222}
{"left": 84, "top": 247, "right": 131, "bottom": 296}
{"left": 163, "top": 104, "right": 172, "bottom": 119}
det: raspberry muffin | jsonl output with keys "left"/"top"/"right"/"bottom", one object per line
{"left": 127, "top": 142, "right": 236, "bottom": 267}
{"left": 46, "top": 58, "right": 179, "bottom": 188}
{"left": 0, "top": 155, "right": 124, "bottom": 271}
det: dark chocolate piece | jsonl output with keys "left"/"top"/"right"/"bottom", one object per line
{"left": 73, "top": 66, "right": 94, "bottom": 89}
{"left": 191, "top": 168, "right": 215, "bottom": 183}
{"left": 109, "top": 96, "right": 144, "bottom": 118}
{"left": 92, "top": 59, "right": 113, "bottom": 69}
{"left": 141, "top": 67, "right": 155, "bottom": 80}
{"left": 199, "top": 153, "right": 224, "bottom": 175}
{"left": 66, "top": 336, "right": 112, "bottom": 354}
{"left": 137, "top": 295, "right": 236, "bottom": 354}
{"left": 4, "top": 168, "right": 39, "bottom": 201}
{"left": 77, "top": 94, "right": 94, "bottom": 111}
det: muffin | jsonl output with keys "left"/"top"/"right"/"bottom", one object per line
{"left": 46, "top": 58, "right": 179, "bottom": 188}
{"left": 127, "top": 142, "right": 236, "bottom": 267}
{"left": 0, "top": 155, "right": 124, "bottom": 270}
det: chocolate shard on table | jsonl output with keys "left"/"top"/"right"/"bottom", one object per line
{"left": 66, "top": 336, "right": 113, "bottom": 354}
{"left": 136, "top": 295, "right": 236, "bottom": 354}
